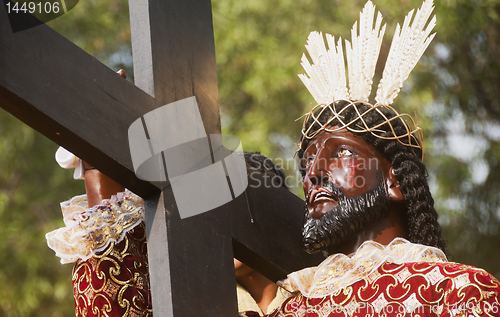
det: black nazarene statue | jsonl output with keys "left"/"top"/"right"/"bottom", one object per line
{"left": 259, "top": 0, "right": 500, "bottom": 316}
{"left": 46, "top": 0, "right": 500, "bottom": 316}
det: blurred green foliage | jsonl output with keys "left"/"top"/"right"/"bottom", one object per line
{"left": 1, "top": 0, "right": 500, "bottom": 315}
{"left": 0, "top": 112, "right": 83, "bottom": 316}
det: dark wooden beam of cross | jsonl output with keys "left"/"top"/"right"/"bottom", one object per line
{"left": 0, "top": 0, "right": 323, "bottom": 316}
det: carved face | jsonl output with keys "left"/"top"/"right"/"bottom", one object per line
{"left": 301, "top": 129, "right": 394, "bottom": 253}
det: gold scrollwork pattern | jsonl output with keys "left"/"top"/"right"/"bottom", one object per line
{"left": 269, "top": 262, "right": 500, "bottom": 317}
{"left": 46, "top": 190, "right": 146, "bottom": 264}
{"left": 72, "top": 223, "right": 152, "bottom": 317}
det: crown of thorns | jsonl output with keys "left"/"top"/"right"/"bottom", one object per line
{"left": 298, "top": 100, "right": 424, "bottom": 158}
{"left": 296, "top": 0, "right": 435, "bottom": 160}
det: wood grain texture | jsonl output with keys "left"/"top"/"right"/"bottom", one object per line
{"left": 130, "top": 0, "right": 221, "bottom": 136}
{"left": 129, "top": 0, "right": 237, "bottom": 315}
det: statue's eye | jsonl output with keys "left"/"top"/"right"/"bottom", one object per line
{"left": 305, "top": 154, "right": 315, "bottom": 167}
{"left": 337, "top": 148, "right": 355, "bottom": 158}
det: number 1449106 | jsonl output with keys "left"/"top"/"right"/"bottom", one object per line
{"left": 5, "top": 1, "right": 61, "bottom": 14}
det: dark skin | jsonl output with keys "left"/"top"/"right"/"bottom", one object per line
{"left": 234, "top": 259, "right": 278, "bottom": 313}
{"left": 302, "top": 128, "right": 408, "bottom": 255}
{"left": 82, "top": 70, "right": 277, "bottom": 312}
{"left": 83, "top": 161, "right": 125, "bottom": 207}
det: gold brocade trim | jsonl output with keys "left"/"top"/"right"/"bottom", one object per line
{"left": 278, "top": 238, "right": 447, "bottom": 298}
{"left": 46, "top": 190, "right": 145, "bottom": 264}
{"left": 72, "top": 225, "right": 152, "bottom": 317}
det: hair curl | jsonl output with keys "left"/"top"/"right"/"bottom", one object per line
{"left": 297, "top": 101, "right": 448, "bottom": 255}
{"left": 244, "top": 151, "right": 288, "bottom": 190}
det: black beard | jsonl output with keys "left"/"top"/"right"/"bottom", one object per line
{"left": 302, "top": 173, "right": 390, "bottom": 254}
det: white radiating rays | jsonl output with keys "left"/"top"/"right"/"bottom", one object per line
{"left": 376, "top": 0, "right": 436, "bottom": 106}
{"left": 347, "top": 0, "right": 385, "bottom": 102}
{"left": 299, "top": 0, "right": 436, "bottom": 108}
{"left": 299, "top": 32, "right": 348, "bottom": 105}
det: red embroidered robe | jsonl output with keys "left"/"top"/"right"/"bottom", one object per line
{"left": 268, "top": 261, "right": 500, "bottom": 317}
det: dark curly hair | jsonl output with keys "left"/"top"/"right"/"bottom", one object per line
{"left": 244, "top": 151, "right": 288, "bottom": 190}
{"left": 297, "top": 100, "right": 448, "bottom": 255}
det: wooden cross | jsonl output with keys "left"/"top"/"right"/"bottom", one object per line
{"left": 0, "top": 0, "right": 323, "bottom": 315}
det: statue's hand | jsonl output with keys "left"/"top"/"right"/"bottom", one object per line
{"left": 117, "top": 69, "right": 127, "bottom": 79}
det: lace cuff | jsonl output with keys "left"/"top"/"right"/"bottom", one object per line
{"left": 46, "top": 190, "right": 145, "bottom": 264}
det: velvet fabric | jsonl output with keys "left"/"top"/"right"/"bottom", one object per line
{"left": 72, "top": 223, "right": 153, "bottom": 317}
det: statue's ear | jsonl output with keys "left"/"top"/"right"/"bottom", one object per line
{"left": 386, "top": 167, "right": 403, "bottom": 201}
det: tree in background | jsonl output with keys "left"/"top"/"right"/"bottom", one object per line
{"left": 0, "top": 113, "right": 82, "bottom": 316}
{"left": 1, "top": 0, "right": 499, "bottom": 315}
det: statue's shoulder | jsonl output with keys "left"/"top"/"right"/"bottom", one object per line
{"left": 379, "top": 261, "right": 500, "bottom": 309}
{"left": 434, "top": 261, "right": 500, "bottom": 291}
{"left": 436, "top": 261, "right": 497, "bottom": 275}
{"left": 380, "top": 261, "right": 499, "bottom": 286}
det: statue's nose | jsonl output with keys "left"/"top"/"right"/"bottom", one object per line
{"left": 307, "top": 156, "right": 329, "bottom": 186}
